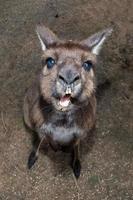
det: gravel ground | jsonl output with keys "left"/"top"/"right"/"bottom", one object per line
{"left": 0, "top": 0, "right": 133, "bottom": 199}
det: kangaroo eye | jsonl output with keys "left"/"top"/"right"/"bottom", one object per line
{"left": 46, "top": 57, "right": 56, "bottom": 69}
{"left": 82, "top": 60, "right": 93, "bottom": 71}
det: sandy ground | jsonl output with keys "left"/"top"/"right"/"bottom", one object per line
{"left": 0, "top": 0, "right": 133, "bottom": 199}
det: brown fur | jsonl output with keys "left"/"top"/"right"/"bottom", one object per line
{"left": 23, "top": 25, "right": 112, "bottom": 177}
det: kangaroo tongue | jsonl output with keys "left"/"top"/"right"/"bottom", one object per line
{"left": 59, "top": 95, "right": 71, "bottom": 107}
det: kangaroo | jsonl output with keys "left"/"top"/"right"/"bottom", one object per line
{"left": 23, "top": 25, "right": 112, "bottom": 178}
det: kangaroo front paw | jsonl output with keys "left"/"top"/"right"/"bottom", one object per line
{"left": 72, "top": 159, "right": 81, "bottom": 178}
{"left": 27, "top": 151, "right": 38, "bottom": 169}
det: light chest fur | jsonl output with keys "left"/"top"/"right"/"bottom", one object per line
{"left": 37, "top": 113, "right": 84, "bottom": 145}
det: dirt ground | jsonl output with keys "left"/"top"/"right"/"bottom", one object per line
{"left": 0, "top": 0, "right": 133, "bottom": 199}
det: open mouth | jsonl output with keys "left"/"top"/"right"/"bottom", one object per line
{"left": 55, "top": 86, "right": 80, "bottom": 110}
{"left": 59, "top": 94, "right": 71, "bottom": 108}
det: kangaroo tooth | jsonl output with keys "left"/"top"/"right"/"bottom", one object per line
{"left": 68, "top": 88, "right": 70, "bottom": 94}
{"left": 65, "top": 90, "right": 69, "bottom": 94}
{"left": 66, "top": 87, "right": 72, "bottom": 94}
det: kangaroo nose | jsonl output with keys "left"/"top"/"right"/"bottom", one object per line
{"left": 58, "top": 69, "right": 80, "bottom": 85}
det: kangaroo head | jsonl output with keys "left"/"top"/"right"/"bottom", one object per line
{"left": 36, "top": 25, "right": 112, "bottom": 112}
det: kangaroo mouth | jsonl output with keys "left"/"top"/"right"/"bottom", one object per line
{"left": 54, "top": 85, "right": 81, "bottom": 110}
{"left": 59, "top": 94, "right": 71, "bottom": 108}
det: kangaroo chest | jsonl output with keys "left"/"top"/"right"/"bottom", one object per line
{"left": 37, "top": 113, "right": 83, "bottom": 145}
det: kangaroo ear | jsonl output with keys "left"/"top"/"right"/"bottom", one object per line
{"left": 36, "top": 25, "right": 60, "bottom": 51}
{"left": 80, "top": 28, "right": 113, "bottom": 55}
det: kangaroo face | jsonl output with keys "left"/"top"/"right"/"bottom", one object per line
{"left": 37, "top": 25, "right": 113, "bottom": 112}
{"left": 40, "top": 43, "right": 96, "bottom": 111}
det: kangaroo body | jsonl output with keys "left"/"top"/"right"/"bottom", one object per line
{"left": 23, "top": 25, "right": 112, "bottom": 178}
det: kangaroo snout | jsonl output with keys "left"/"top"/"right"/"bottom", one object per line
{"left": 58, "top": 69, "right": 80, "bottom": 85}
{"left": 57, "top": 67, "right": 82, "bottom": 98}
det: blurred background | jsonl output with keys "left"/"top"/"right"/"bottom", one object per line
{"left": 0, "top": 0, "right": 133, "bottom": 199}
